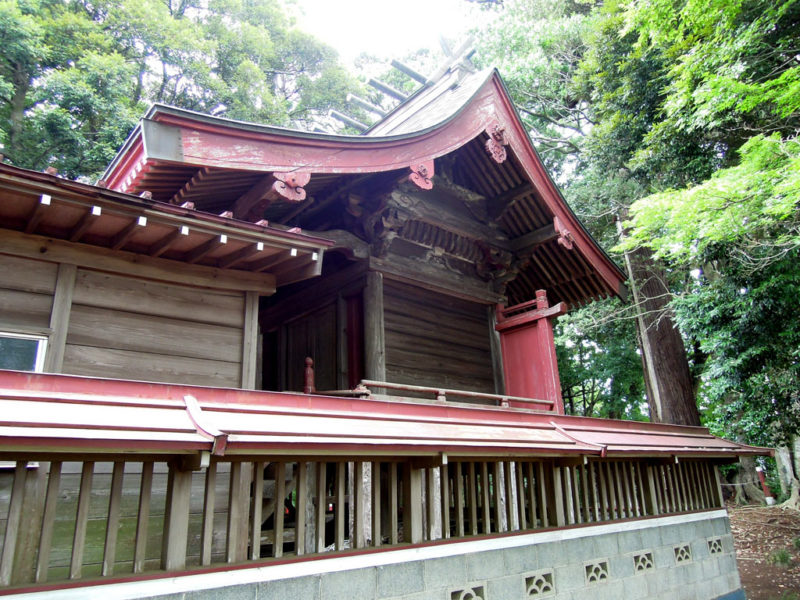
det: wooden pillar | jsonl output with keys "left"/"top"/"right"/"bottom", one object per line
{"left": 161, "top": 462, "right": 193, "bottom": 571}
{"left": 402, "top": 464, "right": 423, "bottom": 543}
{"left": 241, "top": 291, "right": 259, "bottom": 389}
{"left": 363, "top": 272, "right": 386, "bottom": 381}
{"left": 547, "top": 464, "right": 566, "bottom": 527}
{"left": 13, "top": 462, "right": 48, "bottom": 585}
{"left": 101, "top": 462, "right": 125, "bottom": 576}
{"left": 487, "top": 306, "right": 505, "bottom": 395}
{"left": 226, "top": 462, "right": 253, "bottom": 563}
{"left": 0, "top": 463, "right": 27, "bottom": 586}
{"left": 644, "top": 463, "right": 659, "bottom": 515}
{"left": 296, "top": 462, "right": 308, "bottom": 555}
{"left": 44, "top": 263, "right": 76, "bottom": 373}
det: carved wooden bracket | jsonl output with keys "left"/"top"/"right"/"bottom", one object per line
{"left": 408, "top": 160, "right": 434, "bottom": 190}
{"left": 554, "top": 216, "right": 574, "bottom": 250}
{"left": 484, "top": 121, "right": 509, "bottom": 163}
{"left": 272, "top": 172, "right": 310, "bottom": 201}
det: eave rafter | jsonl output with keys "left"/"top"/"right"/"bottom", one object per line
{"left": 0, "top": 164, "right": 331, "bottom": 292}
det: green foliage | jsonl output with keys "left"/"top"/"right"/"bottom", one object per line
{"left": 556, "top": 299, "right": 646, "bottom": 420}
{"left": 620, "top": 134, "right": 800, "bottom": 266}
{"left": 0, "top": 0, "right": 359, "bottom": 179}
{"left": 675, "top": 254, "right": 800, "bottom": 446}
{"left": 767, "top": 548, "right": 792, "bottom": 566}
{"left": 794, "top": 537, "right": 800, "bottom": 551}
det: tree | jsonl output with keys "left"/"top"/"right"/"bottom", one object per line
{"left": 615, "top": 0, "right": 800, "bottom": 504}
{"left": 0, "top": 0, "right": 360, "bottom": 179}
{"left": 473, "top": 0, "right": 701, "bottom": 426}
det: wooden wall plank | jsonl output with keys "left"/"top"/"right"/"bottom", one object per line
{"left": 66, "top": 305, "right": 242, "bottom": 363}
{"left": 62, "top": 345, "right": 240, "bottom": 387}
{"left": 0, "top": 254, "right": 58, "bottom": 295}
{"left": 0, "top": 289, "right": 53, "bottom": 331}
{"left": 71, "top": 270, "right": 244, "bottom": 328}
{"left": 383, "top": 280, "right": 494, "bottom": 394}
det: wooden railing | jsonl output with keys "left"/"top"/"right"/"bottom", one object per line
{"left": 0, "top": 455, "right": 723, "bottom": 589}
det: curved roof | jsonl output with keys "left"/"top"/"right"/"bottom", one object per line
{"left": 102, "top": 66, "right": 626, "bottom": 307}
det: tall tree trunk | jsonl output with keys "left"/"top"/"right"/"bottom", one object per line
{"left": 618, "top": 218, "right": 700, "bottom": 426}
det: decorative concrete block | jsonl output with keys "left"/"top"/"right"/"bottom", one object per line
{"left": 711, "top": 518, "right": 729, "bottom": 536}
{"left": 659, "top": 524, "right": 683, "bottom": 546}
{"left": 721, "top": 533, "right": 735, "bottom": 553}
{"left": 377, "top": 561, "right": 424, "bottom": 598}
{"left": 258, "top": 575, "right": 321, "bottom": 600}
{"left": 654, "top": 547, "right": 673, "bottom": 569}
{"left": 591, "top": 532, "right": 619, "bottom": 557}
{"left": 615, "top": 529, "right": 643, "bottom": 554}
{"left": 524, "top": 568, "right": 556, "bottom": 597}
{"left": 424, "top": 555, "right": 467, "bottom": 590}
{"left": 486, "top": 574, "right": 523, "bottom": 599}
{"left": 701, "top": 556, "right": 721, "bottom": 579}
{"left": 638, "top": 525, "right": 662, "bottom": 549}
{"left": 553, "top": 564, "right": 583, "bottom": 592}
{"left": 466, "top": 549, "right": 506, "bottom": 581}
{"left": 320, "top": 567, "right": 376, "bottom": 600}
{"left": 622, "top": 572, "right": 648, "bottom": 599}
{"left": 610, "top": 553, "right": 634, "bottom": 579}
{"left": 503, "top": 543, "right": 539, "bottom": 574}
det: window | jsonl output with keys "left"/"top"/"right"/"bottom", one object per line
{"left": 0, "top": 333, "right": 47, "bottom": 372}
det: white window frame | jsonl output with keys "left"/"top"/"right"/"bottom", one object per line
{"left": 0, "top": 331, "right": 48, "bottom": 372}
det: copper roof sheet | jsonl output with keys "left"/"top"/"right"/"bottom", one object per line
{"left": 0, "top": 371, "right": 769, "bottom": 460}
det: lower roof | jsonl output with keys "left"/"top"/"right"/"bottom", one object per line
{"left": 0, "top": 370, "right": 769, "bottom": 460}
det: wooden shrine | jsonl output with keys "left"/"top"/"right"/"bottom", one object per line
{"left": 0, "top": 52, "right": 767, "bottom": 599}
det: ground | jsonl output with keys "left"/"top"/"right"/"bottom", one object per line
{"left": 729, "top": 504, "right": 800, "bottom": 599}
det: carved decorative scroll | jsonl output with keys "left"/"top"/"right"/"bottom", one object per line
{"left": 554, "top": 216, "right": 574, "bottom": 250}
{"left": 484, "top": 121, "right": 508, "bottom": 163}
{"left": 272, "top": 172, "right": 310, "bottom": 201}
{"left": 408, "top": 160, "right": 434, "bottom": 190}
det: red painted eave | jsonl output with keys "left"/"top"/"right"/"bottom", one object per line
{"left": 0, "top": 371, "right": 771, "bottom": 459}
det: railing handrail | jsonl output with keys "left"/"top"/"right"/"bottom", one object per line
{"left": 358, "top": 379, "right": 555, "bottom": 407}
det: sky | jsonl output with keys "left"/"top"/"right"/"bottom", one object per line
{"left": 288, "top": 0, "right": 480, "bottom": 67}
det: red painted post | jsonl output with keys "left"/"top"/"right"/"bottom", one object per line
{"left": 304, "top": 357, "right": 316, "bottom": 394}
{"left": 495, "top": 290, "right": 567, "bottom": 413}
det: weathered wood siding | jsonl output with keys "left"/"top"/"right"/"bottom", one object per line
{"left": 62, "top": 270, "right": 245, "bottom": 387}
{"left": 0, "top": 254, "right": 57, "bottom": 331}
{"left": 383, "top": 280, "right": 495, "bottom": 393}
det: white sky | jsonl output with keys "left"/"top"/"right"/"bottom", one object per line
{"left": 287, "top": 0, "right": 480, "bottom": 67}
